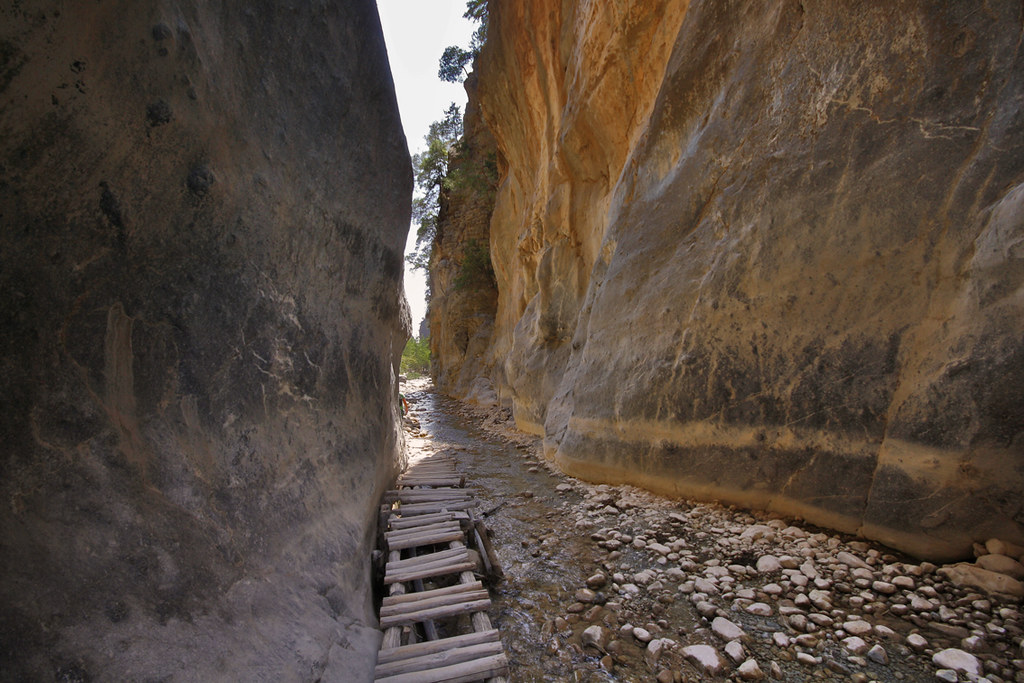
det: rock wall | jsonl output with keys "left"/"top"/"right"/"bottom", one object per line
{"left": 0, "top": 1, "right": 410, "bottom": 679}
{"left": 473, "top": 0, "right": 1024, "bottom": 560}
{"left": 428, "top": 73, "right": 499, "bottom": 403}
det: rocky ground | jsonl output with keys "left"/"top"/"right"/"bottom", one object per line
{"left": 445, "top": 400, "right": 1024, "bottom": 682}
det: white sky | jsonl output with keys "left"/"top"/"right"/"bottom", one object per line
{"left": 377, "top": 0, "right": 477, "bottom": 337}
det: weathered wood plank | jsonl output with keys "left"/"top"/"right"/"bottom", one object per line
{"left": 374, "top": 653, "right": 509, "bottom": 683}
{"left": 397, "top": 501, "right": 478, "bottom": 516}
{"left": 389, "top": 512, "right": 465, "bottom": 529}
{"left": 387, "top": 529, "right": 465, "bottom": 552}
{"left": 380, "top": 590, "right": 490, "bottom": 619}
{"left": 376, "top": 629, "right": 500, "bottom": 665}
{"left": 386, "top": 521, "right": 461, "bottom": 542}
{"left": 384, "top": 561, "right": 477, "bottom": 584}
{"left": 386, "top": 547, "right": 468, "bottom": 572}
{"left": 382, "top": 581, "right": 484, "bottom": 607}
{"left": 374, "top": 641, "right": 505, "bottom": 678}
{"left": 379, "top": 598, "right": 493, "bottom": 629}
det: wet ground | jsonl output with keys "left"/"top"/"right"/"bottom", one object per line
{"left": 399, "top": 379, "right": 1024, "bottom": 683}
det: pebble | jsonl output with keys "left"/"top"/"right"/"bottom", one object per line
{"left": 842, "top": 636, "right": 870, "bottom": 654}
{"left": 867, "top": 644, "right": 888, "bottom": 665}
{"left": 586, "top": 573, "right": 607, "bottom": 588}
{"left": 681, "top": 644, "right": 726, "bottom": 675}
{"left": 756, "top": 555, "right": 783, "bottom": 573}
{"left": 632, "top": 626, "right": 652, "bottom": 643}
{"left": 581, "top": 625, "right": 609, "bottom": 650}
{"left": 738, "top": 659, "right": 765, "bottom": 680}
{"left": 712, "top": 616, "right": 746, "bottom": 641}
{"left": 932, "top": 648, "right": 982, "bottom": 676}
{"left": 843, "top": 620, "right": 873, "bottom": 636}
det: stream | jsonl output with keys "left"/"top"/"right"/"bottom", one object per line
{"left": 399, "top": 379, "right": 1024, "bottom": 683}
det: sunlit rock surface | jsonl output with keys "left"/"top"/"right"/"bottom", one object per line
{"left": 0, "top": 1, "right": 410, "bottom": 678}
{"left": 471, "top": 0, "right": 1024, "bottom": 559}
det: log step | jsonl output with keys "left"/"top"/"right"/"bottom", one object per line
{"left": 387, "top": 528, "right": 465, "bottom": 552}
{"left": 386, "top": 547, "right": 469, "bottom": 573}
{"left": 380, "top": 592, "right": 491, "bottom": 626}
{"left": 388, "top": 512, "right": 464, "bottom": 529}
{"left": 386, "top": 521, "right": 461, "bottom": 542}
{"left": 397, "top": 500, "right": 478, "bottom": 516}
{"left": 385, "top": 559, "right": 478, "bottom": 584}
{"left": 374, "top": 640, "right": 505, "bottom": 679}
{"left": 382, "top": 581, "right": 485, "bottom": 607}
{"left": 384, "top": 490, "right": 473, "bottom": 504}
{"left": 376, "top": 628, "right": 499, "bottom": 665}
{"left": 375, "top": 652, "right": 509, "bottom": 683}
{"left": 397, "top": 476, "right": 465, "bottom": 488}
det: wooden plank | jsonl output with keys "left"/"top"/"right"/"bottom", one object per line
{"left": 383, "top": 581, "right": 484, "bottom": 607}
{"left": 386, "top": 547, "right": 468, "bottom": 572}
{"left": 389, "top": 512, "right": 463, "bottom": 529}
{"left": 377, "top": 629, "right": 500, "bottom": 665}
{"left": 385, "top": 490, "right": 472, "bottom": 503}
{"left": 474, "top": 521, "right": 504, "bottom": 580}
{"left": 397, "top": 501, "right": 478, "bottom": 516}
{"left": 375, "top": 641, "right": 504, "bottom": 678}
{"left": 375, "top": 653, "right": 508, "bottom": 683}
{"left": 381, "top": 549, "right": 406, "bottom": 650}
{"left": 384, "top": 561, "right": 478, "bottom": 584}
{"left": 386, "top": 521, "right": 461, "bottom": 541}
{"left": 387, "top": 529, "right": 465, "bottom": 552}
{"left": 379, "top": 598, "right": 493, "bottom": 629}
{"left": 397, "top": 477, "right": 465, "bottom": 488}
{"left": 381, "top": 590, "right": 490, "bottom": 619}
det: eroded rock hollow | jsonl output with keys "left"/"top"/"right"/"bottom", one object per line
{"left": 1, "top": 1, "right": 410, "bottom": 678}
{"left": 432, "top": 0, "right": 1024, "bottom": 560}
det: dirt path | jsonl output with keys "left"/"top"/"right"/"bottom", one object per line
{"left": 399, "top": 379, "right": 1024, "bottom": 683}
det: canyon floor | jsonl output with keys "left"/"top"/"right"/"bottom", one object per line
{"left": 397, "top": 379, "right": 1024, "bottom": 682}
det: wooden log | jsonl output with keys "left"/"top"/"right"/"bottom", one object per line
{"left": 386, "top": 547, "right": 468, "bottom": 572}
{"left": 374, "top": 653, "right": 508, "bottom": 683}
{"left": 389, "top": 512, "right": 467, "bottom": 529}
{"left": 387, "top": 529, "right": 465, "bottom": 552}
{"left": 380, "top": 590, "right": 490, "bottom": 619}
{"left": 387, "top": 552, "right": 469, "bottom": 578}
{"left": 384, "top": 561, "right": 478, "bottom": 584}
{"left": 407, "top": 547, "right": 440, "bottom": 642}
{"left": 376, "top": 629, "right": 499, "bottom": 665}
{"left": 397, "top": 501, "right": 478, "bottom": 516}
{"left": 379, "top": 598, "right": 493, "bottom": 630}
{"left": 374, "top": 641, "right": 504, "bottom": 678}
{"left": 383, "top": 581, "right": 484, "bottom": 607}
{"left": 397, "top": 477, "right": 464, "bottom": 488}
{"left": 385, "top": 490, "right": 472, "bottom": 504}
{"left": 386, "top": 521, "right": 461, "bottom": 542}
{"left": 473, "top": 521, "right": 504, "bottom": 580}
{"left": 381, "top": 549, "right": 406, "bottom": 650}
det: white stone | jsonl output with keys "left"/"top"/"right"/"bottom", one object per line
{"left": 842, "top": 636, "right": 870, "bottom": 654}
{"left": 725, "top": 639, "right": 745, "bottom": 663}
{"left": 681, "top": 644, "right": 726, "bottom": 675}
{"left": 694, "top": 577, "right": 719, "bottom": 594}
{"left": 976, "top": 553, "right": 1024, "bottom": 580}
{"left": 740, "top": 525, "right": 774, "bottom": 542}
{"left": 647, "top": 542, "right": 672, "bottom": 556}
{"left": 762, "top": 582, "right": 783, "bottom": 595}
{"left": 582, "top": 625, "right": 610, "bottom": 650}
{"left": 843, "top": 620, "right": 873, "bottom": 636}
{"left": 646, "top": 638, "right": 668, "bottom": 662}
{"left": 746, "top": 602, "right": 772, "bottom": 616}
{"left": 891, "top": 575, "right": 915, "bottom": 590}
{"left": 931, "top": 648, "right": 981, "bottom": 676}
{"left": 935, "top": 669, "right": 958, "bottom": 683}
{"left": 772, "top": 632, "right": 790, "bottom": 647}
{"left": 872, "top": 580, "right": 897, "bottom": 594}
{"left": 756, "top": 555, "right": 782, "bottom": 573}
{"left": 938, "top": 562, "right": 1024, "bottom": 597}
{"left": 632, "top": 627, "right": 653, "bottom": 643}
{"left": 795, "top": 652, "right": 818, "bottom": 666}
{"left": 737, "top": 659, "right": 765, "bottom": 680}
{"left": 712, "top": 616, "right": 746, "bottom": 641}
{"left": 906, "top": 633, "right": 928, "bottom": 651}
{"left": 867, "top": 644, "right": 888, "bottom": 664}
{"left": 555, "top": 483, "right": 573, "bottom": 492}
{"left": 837, "top": 551, "right": 872, "bottom": 569}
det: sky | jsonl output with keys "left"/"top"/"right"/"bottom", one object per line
{"left": 377, "top": 0, "right": 477, "bottom": 337}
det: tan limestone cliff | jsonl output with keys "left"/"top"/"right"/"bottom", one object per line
{"left": 470, "top": 0, "right": 1024, "bottom": 560}
{"left": 428, "top": 72, "right": 500, "bottom": 403}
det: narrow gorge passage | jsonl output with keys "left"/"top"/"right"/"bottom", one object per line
{"left": 398, "top": 379, "right": 1024, "bottom": 682}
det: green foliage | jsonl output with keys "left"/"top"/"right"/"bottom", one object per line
{"left": 407, "top": 103, "right": 464, "bottom": 272}
{"left": 438, "top": 46, "right": 473, "bottom": 83}
{"left": 438, "top": 1, "right": 489, "bottom": 83}
{"left": 453, "top": 239, "right": 496, "bottom": 292}
{"left": 400, "top": 336, "right": 431, "bottom": 377}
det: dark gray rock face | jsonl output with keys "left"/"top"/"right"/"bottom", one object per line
{"left": 0, "top": 1, "right": 411, "bottom": 679}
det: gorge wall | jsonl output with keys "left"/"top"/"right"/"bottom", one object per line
{"left": 436, "top": 0, "right": 1024, "bottom": 561}
{"left": 0, "top": 1, "right": 410, "bottom": 679}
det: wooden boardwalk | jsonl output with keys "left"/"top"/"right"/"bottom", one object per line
{"left": 374, "top": 453, "right": 508, "bottom": 683}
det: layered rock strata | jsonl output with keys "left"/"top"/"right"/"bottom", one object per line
{"left": 0, "top": 1, "right": 410, "bottom": 679}
{"left": 469, "top": 0, "right": 1024, "bottom": 559}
